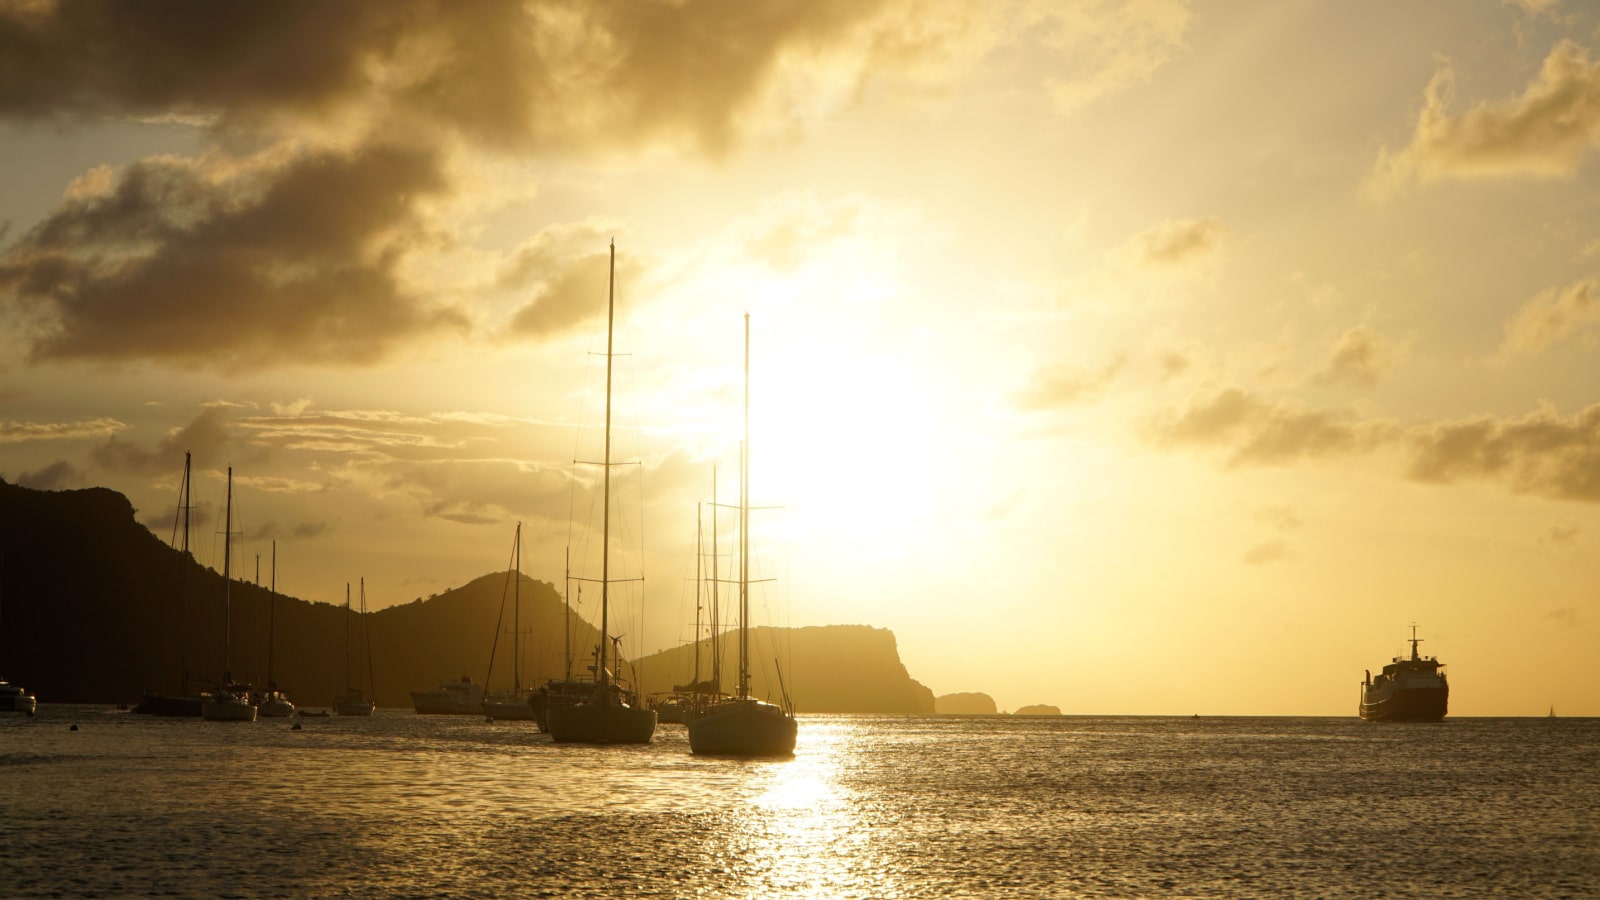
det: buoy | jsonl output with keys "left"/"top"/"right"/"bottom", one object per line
{"left": 291, "top": 723, "right": 303, "bottom": 731}
{"left": 69, "top": 724, "right": 78, "bottom": 731}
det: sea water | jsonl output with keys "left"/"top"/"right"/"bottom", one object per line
{"left": 2, "top": 708, "right": 1596, "bottom": 898}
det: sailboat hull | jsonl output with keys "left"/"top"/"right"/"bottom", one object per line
{"left": 688, "top": 698, "right": 797, "bottom": 756}
{"left": 483, "top": 696, "right": 538, "bottom": 721}
{"left": 258, "top": 697, "right": 295, "bottom": 718}
{"left": 547, "top": 702, "right": 657, "bottom": 744}
{"left": 201, "top": 693, "right": 258, "bottom": 722}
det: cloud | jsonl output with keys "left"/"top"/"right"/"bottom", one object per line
{"left": 14, "top": 459, "right": 81, "bottom": 490}
{"left": 1152, "top": 388, "right": 1393, "bottom": 466}
{"left": 1498, "top": 277, "right": 1600, "bottom": 358}
{"left": 1536, "top": 521, "right": 1581, "bottom": 546}
{"left": 93, "top": 406, "right": 235, "bottom": 475}
{"left": 1504, "top": 0, "right": 1561, "bottom": 17}
{"left": 1406, "top": 402, "right": 1600, "bottom": 502}
{"left": 1038, "top": 0, "right": 1193, "bottom": 114}
{"left": 1370, "top": 41, "right": 1600, "bottom": 195}
{"left": 1314, "top": 326, "right": 1397, "bottom": 387}
{"left": 0, "top": 417, "right": 125, "bottom": 443}
{"left": 0, "top": 142, "right": 467, "bottom": 368}
{"left": 499, "top": 226, "right": 652, "bottom": 340}
{"left": 1015, "top": 356, "right": 1125, "bottom": 410}
{"left": 1127, "top": 217, "right": 1227, "bottom": 268}
{"left": 1242, "top": 538, "right": 1292, "bottom": 566}
{"left": 1546, "top": 606, "right": 1579, "bottom": 628}
{"left": 1256, "top": 506, "right": 1302, "bottom": 532}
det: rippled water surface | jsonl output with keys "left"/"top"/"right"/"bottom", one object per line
{"left": 2, "top": 709, "right": 1596, "bottom": 897}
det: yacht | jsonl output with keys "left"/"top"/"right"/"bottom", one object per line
{"left": 201, "top": 467, "right": 257, "bottom": 722}
{"left": 412, "top": 676, "right": 484, "bottom": 715}
{"left": 1360, "top": 626, "right": 1448, "bottom": 722}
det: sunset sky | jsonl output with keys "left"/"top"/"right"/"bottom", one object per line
{"left": 4, "top": 0, "right": 1599, "bottom": 715}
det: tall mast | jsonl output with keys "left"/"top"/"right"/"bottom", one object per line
{"left": 180, "top": 451, "right": 191, "bottom": 695}
{"left": 694, "top": 501, "right": 702, "bottom": 690}
{"left": 344, "top": 583, "right": 351, "bottom": 694}
{"left": 563, "top": 547, "right": 572, "bottom": 681}
{"left": 711, "top": 466, "right": 721, "bottom": 693}
{"left": 362, "top": 577, "right": 375, "bottom": 699}
{"left": 739, "top": 313, "right": 750, "bottom": 700}
{"left": 222, "top": 466, "right": 233, "bottom": 684}
{"left": 513, "top": 522, "right": 522, "bottom": 691}
{"left": 268, "top": 541, "right": 276, "bottom": 689}
{"left": 599, "top": 239, "right": 615, "bottom": 694}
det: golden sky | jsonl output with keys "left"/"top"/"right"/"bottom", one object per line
{"left": 3, "top": 0, "right": 1598, "bottom": 715}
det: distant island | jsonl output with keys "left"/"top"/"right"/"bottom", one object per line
{"left": 936, "top": 692, "right": 998, "bottom": 715}
{"left": 0, "top": 480, "right": 946, "bottom": 714}
{"left": 1013, "top": 704, "right": 1062, "bottom": 716}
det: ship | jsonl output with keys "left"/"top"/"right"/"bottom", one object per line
{"left": 1359, "top": 625, "right": 1448, "bottom": 722}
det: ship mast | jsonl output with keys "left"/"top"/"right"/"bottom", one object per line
{"left": 1409, "top": 623, "right": 1423, "bottom": 661}
{"left": 222, "top": 466, "right": 233, "bottom": 684}
{"left": 599, "top": 238, "right": 615, "bottom": 699}
{"left": 739, "top": 313, "right": 750, "bottom": 700}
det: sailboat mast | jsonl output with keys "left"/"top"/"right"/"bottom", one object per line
{"left": 222, "top": 466, "right": 233, "bottom": 684}
{"left": 268, "top": 541, "right": 276, "bottom": 689}
{"left": 362, "top": 578, "right": 375, "bottom": 700}
{"left": 694, "top": 501, "right": 702, "bottom": 690}
{"left": 711, "top": 466, "right": 721, "bottom": 693}
{"left": 180, "top": 451, "right": 191, "bottom": 696}
{"left": 739, "top": 313, "right": 750, "bottom": 700}
{"left": 513, "top": 522, "right": 522, "bottom": 692}
{"left": 563, "top": 547, "right": 572, "bottom": 681}
{"left": 599, "top": 239, "right": 615, "bottom": 692}
{"left": 344, "top": 583, "right": 351, "bottom": 694}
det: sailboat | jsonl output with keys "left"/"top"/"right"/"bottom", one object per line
{"left": 135, "top": 452, "right": 205, "bottom": 716}
{"left": 483, "top": 523, "right": 538, "bottom": 721}
{"left": 687, "top": 314, "right": 798, "bottom": 756}
{"left": 202, "top": 466, "right": 257, "bottom": 721}
{"left": 334, "top": 580, "right": 376, "bottom": 716}
{"left": 545, "top": 241, "right": 657, "bottom": 745}
{"left": 257, "top": 541, "right": 295, "bottom": 717}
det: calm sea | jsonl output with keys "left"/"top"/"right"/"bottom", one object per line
{"left": 2, "top": 707, "right": 1595, "bottom": 898}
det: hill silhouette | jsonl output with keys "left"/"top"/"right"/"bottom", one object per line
{"left": 0, "top": 479, "right": 939, "bottom": 712}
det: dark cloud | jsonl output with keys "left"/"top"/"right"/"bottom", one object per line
{"left": 1153, "top": 388, "right": 1392, "bottom": 466}
{"left": 1406, "top": 403, "right": 1600, "bottom": 502}
{"left": 15, "top": 458, "right": 81, "bottom": 490}
{"left": 0, "top": 0, "right": 976, "bottom": 155}
{"left": 1498, "top": 277, "right": 1600, "bottom": 359}
{"left": 1537, "top": 522, "right": 1581, "bottom": 546}
{"left": 0, "top": 142, "right": 464, "bottom": 367}
{"left": 501, "top": 231, "right": 650, "bottom": 340}
{"left": 94, "top": 406, "right": 234, "bottom": 474}
{"left": 243, "top": 520, "right": 331, "bottom": 542}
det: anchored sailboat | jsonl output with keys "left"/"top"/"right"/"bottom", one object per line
{"left": 257, "top": 541, "right": 295, "bottom": 717}
{"left": 484, "top": 523, "right": 538, "bottom": 721}
{"left": 545, "top": 241, "right": 657, "bottom": 745}
{"left": 135, "top": 451, "right": 203, "bottom": 717}
{"left": 334, "top": 580, "right": 376, "bottom": 716}
{"left": 687, "top": 314, "right": 797, "bottom": 757}
{"left": 202, "top": 466, "right": 257, "bottom": 722}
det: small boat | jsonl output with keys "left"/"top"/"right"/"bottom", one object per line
{"left": 546, "top": 242, "right": 656, "bottom": 745}
{"left": 687, "top": 315, "right": 796, "bottom": 757}
{"left": 412, "top": 675, "right": 484, "bottom": 716}
{"left": 202, "top": 467, "right": 257, "bottom": 722}
{"left": 481, "top": 524, "right": 538, "bottom": 722}
{"left": 135, "top": 452, "right": 205, "bottom": 717}
{"left": 256, "top": 542, "right": 295, "bottom": 718}
{"left": 0, "top": 677, "right": 36, "bottom": 714}
{"left": 334, "top": 580, "right": 376, "bottom": 716}
{"left": 1359, "top": 625, "right": 1448, "bottom": 722}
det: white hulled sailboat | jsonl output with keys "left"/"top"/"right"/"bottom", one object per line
{"left": 202, "top": 466, "right": 257, "bottom": 722}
